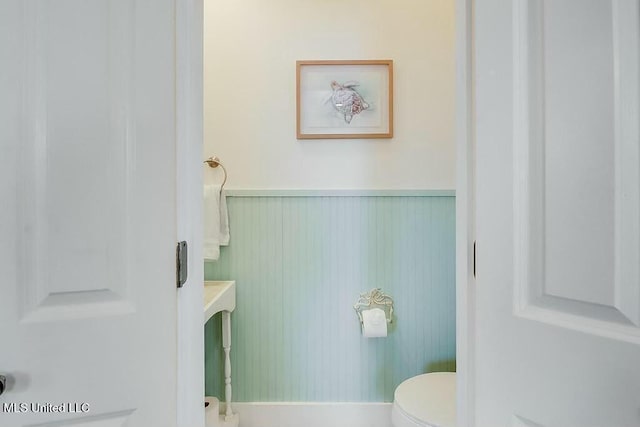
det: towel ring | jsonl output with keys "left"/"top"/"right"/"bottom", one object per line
{"left": 204, "top": 156, "right": 228, "bottom": 193}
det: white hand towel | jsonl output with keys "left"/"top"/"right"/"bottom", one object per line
{"left": 219, "top": 189, "right": 230, "bottom": 246}
{"left": 203, "top": 184, "right": 230, "bottom": 260}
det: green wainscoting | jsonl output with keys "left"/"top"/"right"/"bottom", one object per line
{"left": 205, "top": 191, "right": 455, "bottom": 402}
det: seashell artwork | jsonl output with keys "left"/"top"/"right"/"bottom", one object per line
{"left": 296, "top": 60, "right": 393, "bottom": 139}
{"left": 329, "top": 81, "right": 370, "bottom": 124}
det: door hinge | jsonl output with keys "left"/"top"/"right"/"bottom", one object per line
{"left": 176, "top": 241, "right": 188, "bottom": 288}
{"left": 473, "top": 240, "right": 476, "bottom": 278}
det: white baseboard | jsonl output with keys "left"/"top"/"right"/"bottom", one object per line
{"left": 221, "top": 402, "right": 393, "bottom": 427}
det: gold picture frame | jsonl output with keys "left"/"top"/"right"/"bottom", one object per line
{"left": 296, "top": 60, "right": 394, "bottom": 139}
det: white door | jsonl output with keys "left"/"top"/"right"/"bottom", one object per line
{"left": 474, "top": 0, "right": 640, "bottom": 426}
{"left": 0, "top": 0, "right": 178, "bottom": 426}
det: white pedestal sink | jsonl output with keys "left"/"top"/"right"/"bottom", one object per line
{"left": 204, "top": 281, "right": 239, "bottom": 427}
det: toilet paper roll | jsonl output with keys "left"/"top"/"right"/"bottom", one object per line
{"left": 361, "top": 308, "right": 388, "bottom": 338}
{"left": 204, "top": 396, "right": 219, "bottom": 427}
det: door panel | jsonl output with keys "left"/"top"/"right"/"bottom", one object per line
{"left": 512, "top": 0, "right": 640, "bottom": 338}
{"left": 27, "top": 409, "right": 135, "bottom": 427}
{"left": 476, "top": 0, "right": 640, "bottom": 425}
{"left": 19, "top": 0, "right": 135, "bottom": 322}
{"left": 1, "top": 0, "right": 177, "bottom": 425}
{"left": 543, "top": 0, "right": 615, "bottom": 306}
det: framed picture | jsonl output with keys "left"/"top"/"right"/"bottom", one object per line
{"left": 296, "top": 60, "right": 393, "bottom": 139}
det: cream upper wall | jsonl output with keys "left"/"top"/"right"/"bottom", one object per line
{"left": 204, "top": 0, "right": 455, "bottom": 189}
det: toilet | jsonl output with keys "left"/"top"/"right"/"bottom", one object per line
{"left": 392, "top": 372, "right": 456, "bottom": 427}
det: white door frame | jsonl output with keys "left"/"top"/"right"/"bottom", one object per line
{"left": 176, "top": 0, "right": 205, "bottom": 426}
{"left": 455, "top": 0, "right": 475, "bottom": 426}
{"left": 176, "top": 1, "right": 475, "bottom": 426}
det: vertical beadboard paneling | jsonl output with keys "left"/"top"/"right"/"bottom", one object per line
{"left": 204, "top": 192, "right": 455, "bottom": 402}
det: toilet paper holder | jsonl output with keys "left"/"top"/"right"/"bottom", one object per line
{"left": 353, "top": 288, "right": 394, "bottom": 326}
